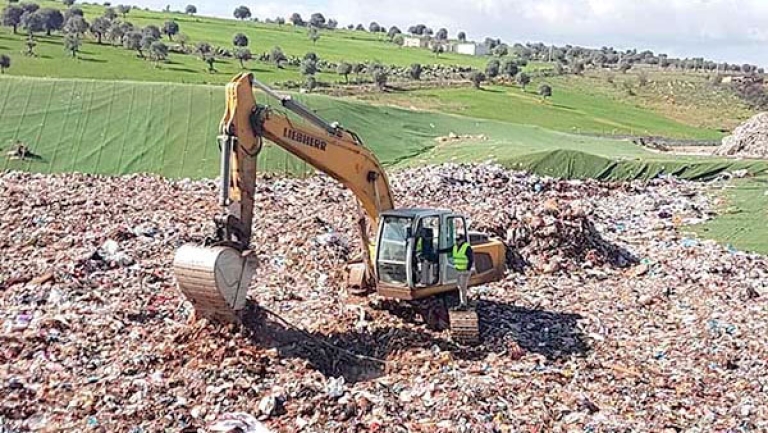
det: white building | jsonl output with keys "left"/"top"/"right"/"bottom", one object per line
{"left": 402, "top": 37, "right": 489, "bottom": 56}
{"left": 454, "top": 43, "right": 489, "bottom": 56}
{"left": 403, "top": 36, "right": 429, "bottom": 48}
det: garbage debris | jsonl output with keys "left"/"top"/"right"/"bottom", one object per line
{"left": 4, "top": 141, "right": 40, "bottom": 161}
{"left": 714, "top": 112, "right": 768, "bottom": 158}
{"left": 434, "top": 133, "right": 488, "bottom": 143}
{"left": 210, "top": 413, "right": 273, "bottom": 433}
{"left": 1, "top": 164, "right": 767, "bottom": 432}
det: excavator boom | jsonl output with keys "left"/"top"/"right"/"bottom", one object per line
{"left": 174, "top": 73, "right": 394, "bottom": 322}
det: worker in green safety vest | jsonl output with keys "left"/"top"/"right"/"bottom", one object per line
{"left": 414, "top": 228, "right": 436, "bottom": 285}
{"left": 439, "top": 234, "right": 474, "bottom": 308}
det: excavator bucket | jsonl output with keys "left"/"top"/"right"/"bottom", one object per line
{"left": 173, "top": 244, "right": 255, "bottom": 323}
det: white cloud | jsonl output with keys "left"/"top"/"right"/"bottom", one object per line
{"left": 134, "top": 0, "right": 768, "bottom": 64}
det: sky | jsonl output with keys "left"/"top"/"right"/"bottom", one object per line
{"left": 130, "top": 0, "right": 767, "bottom": 66}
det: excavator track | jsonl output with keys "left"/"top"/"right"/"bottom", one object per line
{"left": 448, "top": 305, "right": 480, "bottom": 344}
{"left": 173, "top": 244, "right": 255, "bottom": 323}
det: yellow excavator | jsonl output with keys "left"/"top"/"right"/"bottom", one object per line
{"left": 173, "top": 73, "right": 508, "bottom": 341}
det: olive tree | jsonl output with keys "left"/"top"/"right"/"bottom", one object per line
{"left": 470, "top": 71, "right": 485, "bottom": 89}
{"left": 300, "top": 57, "right": 317, "bottom": 76}
{"left": 538, "top": 83, "right": 552, "bottom": 99}
{"left": 63, "top": 32, "right": 80, "bottom": 57}
{"left": 233, "top": 5, "right": 250, "bottom": 20}
{"left": 24, "top": 34, "right": 35, "bottom": 55}
{"left": 336, "top": 61, "right": 352, "bottom": 83}
{"left": 0, "top": 54, "right": 10, "bottom": 73}
{"left": 142, "top": 24, "right": 160, "bottom": 39}
{"left": 63, "top": 7, "right": 82, "bottom": 22}
{"left": 516, "top": 72, "right": 530, "bottom": 90}
{"left": 485, "top": 59, "right": 500, "bottom": 78}
{"left": 270, "top": 46, "right": 285, "bottom": 67}
{"left": 162, "top": 20, "right": 178, "bottom": 40}
{"left": 38, "top": 8, "right": 63, "bottom": 35}
{"left": 232, "top": 32, "right": 248, "bottom": 47}
{"left": 492, "top": 44, "right": 508, "bottom": 57}
{"left": 502, "top": 59, "right": 518, "bottom": 78}
{"left": 21, "top": 3, "right": 39, "bottom": 14}
{"left": 108, "top": 21, "right": 132, "bottom": 45}
{"left": 235, "top": 47, "right": 251, "bottom": 68}
{"left": 409, "top": 63, "right": 422, "bottom": 80}
{"left": 309, "top": 12, "right": 325, "bottom": 28}
{"left": 2, "top": 5, "right": 24, "bottom": 34}
{"left": 149, "top": 40, "right": 168, "bottom": 65}
{"left": 63, "top": 15, "right": 88, "bottom": 35}
{"left": 22, "top": 10, "right": 46, "bottom": 36}
{"left": 203, "top": 54, "right": 215, "bottom": 72}
{"left": 372, "top": 67, "right": 388, "bottom": 90}
{"left": 387, "top": 26, "right": 400, "bottom": 40}
{"left": 122, "top": 31, "right": 142, "bottom": 56}
{"left": 90, "top": 16, "right": 110, "bottom": 43}
{"left": 194, "top": 41, "right": 212, "bottom": 59}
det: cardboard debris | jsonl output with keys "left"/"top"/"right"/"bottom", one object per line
{"left": 1, "top": 164, "right": 767, "bottom": 432}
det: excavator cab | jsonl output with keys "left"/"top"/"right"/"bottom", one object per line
{"left": 374, "top": 209, "right": 494, "bottom": 342}
{"left": 375, "top": 210, "right": 466, "bottom": 298}
{"left": 374, "top": 209, "right": 506, "bottom": 301}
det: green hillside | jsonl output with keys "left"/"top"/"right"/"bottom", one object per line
{"left": 2, "top": 75, "right": 761, "bottom": 181}
{"left": 0, "top": 75, "right": 633, "bottom": 177}
{"left": 0, "top": 0, "right": 492, "bottom": 85}
{"left": 365, "top": 82, "right": 721, "bottom": 140}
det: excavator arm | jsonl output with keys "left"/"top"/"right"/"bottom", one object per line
{"left": 230, "top": 73, "right": 394, "bottom": 226}
{"left": 173, "top": 73, "right": 394, "bottom": 322}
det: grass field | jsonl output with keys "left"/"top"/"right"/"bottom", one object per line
{"left": 550, "top": 71, "right": 755, "bottom": 132}
{"left": 0, "top": 0, "right": 496, "bottom": 85}
{"left": 691, "top": 177, "right": 768, "bottom": 254}
{"left": 363, "top": 82, "right": 722, "bottom": 140}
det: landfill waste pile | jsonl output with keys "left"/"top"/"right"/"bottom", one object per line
{"left": 714, "top": 112, "right": 768, "bottom": 158}
{"left": 1, "top": 164, "right": 767, "bottom": 432}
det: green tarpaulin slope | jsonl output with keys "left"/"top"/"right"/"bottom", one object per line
{"left": 501, "top": 149, "right": 768, "bottom": 181}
